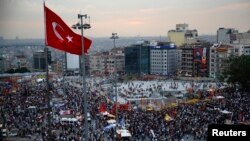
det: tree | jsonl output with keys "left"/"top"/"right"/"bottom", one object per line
{"left": 5, "top": 67, "right": 30, "bottom": 73}
{"left": 225, "top": 55, "right": 250, "bottom": 91}
{"left": 15, "top": 67, "right": 30, "bottom": 73}
{"left": 5, "top": 68, "right": 15, "bottom": 73}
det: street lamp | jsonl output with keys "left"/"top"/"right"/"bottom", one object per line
{"left": 110, "top": 33, "right": 119, "bottom": 138}
{"left": 72, "top": 14, "right": 91, "bottom": 141}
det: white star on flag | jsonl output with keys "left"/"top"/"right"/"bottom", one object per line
{"left": 66, "top": 35, "right": 73, "bottom": 42}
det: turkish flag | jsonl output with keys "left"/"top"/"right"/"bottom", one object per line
{"left": 99, "top": 102, "right": 106, "bottom": 113}
{"left": 44, "top": 5, "right": 92, "bottom": 55}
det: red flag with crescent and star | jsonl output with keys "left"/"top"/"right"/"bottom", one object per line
{"left": 44, "top": 5, "right": 92, "bottom": 55}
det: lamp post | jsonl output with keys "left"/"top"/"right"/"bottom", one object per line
{"left": 72, "top": 14, "right": 91, "bottom": 141}
{"left": 110, "top": 33, "right": 119, "bottom": 138}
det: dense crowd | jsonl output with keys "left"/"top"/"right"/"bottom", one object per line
{"left": 0, "top": 76, "right": 250, "bottom": 141}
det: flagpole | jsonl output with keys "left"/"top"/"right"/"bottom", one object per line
{"left": 43, "top": 2, "right": 52, "bottom": 141}
{"left": 63, "top": 52, "right": 67, "bottom": 95}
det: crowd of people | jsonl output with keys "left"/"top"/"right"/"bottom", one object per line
{"left": 0, "top": 76, "right": 249, "bottom": 141}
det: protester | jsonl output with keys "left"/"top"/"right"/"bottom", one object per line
{"left": 1, "top": 76, "right": 249, "bottom": 141}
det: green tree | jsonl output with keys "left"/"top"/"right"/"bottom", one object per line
{"left": 15, "top": 67, "right": 30, "bottom": 73}
{"left": 225, "top": 55, "right": 250, "bottom": 90}
{"left": 5, "top": 67, "right": 30, "bottom": 73}
{"left": 5, "top": 68, "right": 15, "bottom": 73}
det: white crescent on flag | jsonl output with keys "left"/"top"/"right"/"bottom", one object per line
{"left": 52, "top": 22, "right": 64, "bottom": 40}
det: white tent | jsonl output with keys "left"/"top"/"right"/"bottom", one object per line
{"left": 116, "top": 129, "right": 132, "bottom": 137}
{"left": 215, "top": 96, "right": 224, "bottom": 99}
{"left": 220, "top": 110, "right": 232, "bottom": 114}
{"left": 36, "top": 78, "right": 44, "bottom": 83}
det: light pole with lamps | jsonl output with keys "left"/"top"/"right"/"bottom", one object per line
{"left": 72, "top": 14, "right": 91, "bottom": 141}
{"left": 110, "top": 33, "right": 119, "bottom": 138}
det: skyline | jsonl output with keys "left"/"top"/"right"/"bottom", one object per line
{"left": 0, "top": 0, "right": 250, "bottom": 39}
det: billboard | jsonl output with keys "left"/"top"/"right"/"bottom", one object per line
{"left": 201, "top": 48, "right": 207, "bottom": 72}
{"left": 66, "top": 53, "right": 80, "bottom": 69}
{"left": 193, "top": 48, "right": 202, "bottom": 62}
{"left": 194, "top": 48, "right": 207, "bottom": 75}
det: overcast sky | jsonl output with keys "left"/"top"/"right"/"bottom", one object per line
{"left": 0, "top": 0, "right": 249, "bottom": 39}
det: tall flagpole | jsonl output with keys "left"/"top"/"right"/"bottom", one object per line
{"left": 63, "top": 52, "right": 67, "bottom": 95}
{"left": 43, "top": 2, "right": 52, "bottom": 141}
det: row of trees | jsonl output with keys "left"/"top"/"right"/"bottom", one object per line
{"left": 5, "top": 67, "right": 30, "bottom": 73}
{"left": 224, "top": 55, "right": 250, "bottom": 91}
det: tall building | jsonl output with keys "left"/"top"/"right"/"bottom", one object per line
{"left": 217, "top": 27, "right": 238, "bottom": 44}
{"left": 176, "top": 49, "right": 182, "bottom": 71}
{"left": 180, "top": 42, "right": 211, "bottom": 77}
{"left": 52, "top": 60, "right": 64, "bottom": 75}
{"left": 168, "top": 23, "right": 198, "bottom": 47}
{"left": 150, "top": 42, "right": 177, "bottom": 75}
{"left": 234, "top": 31, "right": 250, "bottom": 44}
{"left": 89, "top": 48, "right": 124, "bottom": 76}
{"left": 33, "top": 49, "right": 52, "bottom": 72}
{"left": 15, "top": 55, "right": 30, "bottom": 69}
{"left": 209, "top": 44, "right": 243, "bottom": 78}
{"left": 107, "top": 47, "right": 124, "bottom": 75}
{"left": 0, "top": 56, "right": 11, "bottom": 73}
{"left": 125, "top": 41, "right": 150, "bottom": 75}
{"left": 243, "top": 45, "right": 250, "bottom": 56}
{"left": 89, "top": 52, "right": 109, "bottom": 75}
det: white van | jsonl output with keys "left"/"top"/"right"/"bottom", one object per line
{"left": 60, "top": 117, "right": 79, "bottom": 125}
{"left": 87, "top": 112, "right": 91, "bottom": 121}
{"left": 116, "top": 129, "right": 132, "bottom": 141}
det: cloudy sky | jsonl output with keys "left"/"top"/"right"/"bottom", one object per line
{"left": 0, "top": 0, "right": 249, "bottom": 39}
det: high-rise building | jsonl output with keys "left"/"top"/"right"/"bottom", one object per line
{"left": 209, "top": 44, "right": 243, "bottom": 78}
{"left": 15, "top": 55, "right": 30, "bottom": 69}
{"left": 89, "top": 52, "right": 109, "bottom": 75}
{"left": 217, "top": 27, "right": 238, "bottom": 44}
{"left": 107, "top": 47, "right": 124, "bottom": 75}
{"left": 168, "top": 23, "right": 198, "bottom": 47}
{"left": 51, "top": 60, "right": 64, "bottom": 75}
{"left": 89, "top": 47, "right": 124, "bottom": 76}
{"left": 150, "top": 42, "right": 177, "bottom": 75}
{"left": 180, "top": 42, "right": 211, "bottom": 77}
{"left": 243, "top": 45, "right": 250, "bottom": 56}
{"left": 125, "top": 41, "right": 150, "bottom": 75}
{"left": 33, "top": 49, "right": 51, "bottom": 72}
{"left": 234, "top": 31, "right": 250, "bottom": 44}
{"left": 0, "top": 54, "right": 12, "bottom": 72}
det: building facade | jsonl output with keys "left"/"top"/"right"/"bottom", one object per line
{"left": 180, "top": 42, "right": 211, "bottom": 77}
{"left": 33, "top": 50, "right": 52, "bottom": 72}
{"left": 168, "top": 23, "right": 198, "bottom": 47}
{"left": 150, "top": 42, "right": 177, "bottom": 75}
{"left": 0, "top": 56, "right": 11, "bottom": 73}
{"left": 243, "top": 45, "right": 250, "bottom": 56}
{"left": 89, "top": 52, "right": 108, "bottom": 75}
{"left": 15, "top": 55, "right": 30, "bottom": 69}
{"left": 209, "top": 44, "right": 243, "bottom": 78}
{"left": 217, "top": 27, "right": 238, "bottom": 44}
{"left": 125, "top": 41, "right": 150, "bottom": 75}
{"left": 106, "top": 47, "right": 124, "bottom": 75}
{"left": 234, "top": 31, "right": 250, "bottom": 44}
{"left": 52, "top": 60, "right": 64, "bottom": 75}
